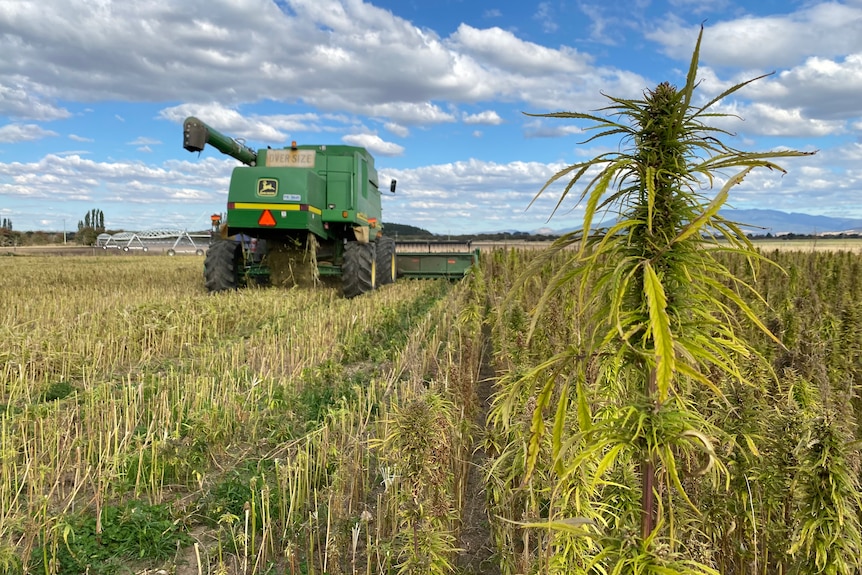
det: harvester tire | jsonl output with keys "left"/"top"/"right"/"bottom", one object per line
{"left": 342, "top": 241, "right": 376, "bottom": 298}
{"left": 375, "top": 236, "right": 397, "bottom": 285}
{"left": 204, "top": 239, "right": 242, "bottom": 292}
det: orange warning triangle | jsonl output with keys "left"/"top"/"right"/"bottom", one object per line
{"left": 258, "top": 210, "right": 276, "bottom": 226}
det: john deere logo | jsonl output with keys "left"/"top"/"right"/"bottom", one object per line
{"left": 257, "top": 178, "right": 278, "bottom": 197}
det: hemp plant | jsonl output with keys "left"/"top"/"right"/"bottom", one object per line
{"left": 519, "top": 25, "right": 813, "bottom": 572}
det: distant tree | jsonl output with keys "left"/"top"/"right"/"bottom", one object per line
{"left": 0, "top": 217, "right": 12, "bottom": 247}
{"left": 25, "top": 231, "right": 51, "bottom": 245}
{"left": 91, "top": 208, "right": 104, "bottom": 231}
{"left": 77, "top": 208, "right": 106, "bottom": 245}
{"left": 383, "top": 222, "right": 435, "bottom": 238}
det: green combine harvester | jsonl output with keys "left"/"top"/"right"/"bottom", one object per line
{"left": 182, "top": 117, "right": 478, "bottom": 297}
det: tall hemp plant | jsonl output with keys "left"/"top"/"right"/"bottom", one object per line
{"left": 517, "top": 26, "right": 813, "bottom": 572}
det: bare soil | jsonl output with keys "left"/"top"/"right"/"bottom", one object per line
{"left": 455, "top": 323, "right": 498, "bottom": 575}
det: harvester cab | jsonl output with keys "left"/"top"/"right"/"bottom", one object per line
{"left": 182, "top": 116, "right": 477, "bottom": 297}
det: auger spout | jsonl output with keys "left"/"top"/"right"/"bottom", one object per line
{"left": 183, "top": 116, "right": 258, "bottom": 166}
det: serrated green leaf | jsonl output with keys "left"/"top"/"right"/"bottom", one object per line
{"left": 643, "top": 262, "right": 675, "bottom": 401}
{"left": 523, "top": 377, "right": 555, "bottom": 486}
{"left": 552, "top": 380, "right": 569, "bottom": 476}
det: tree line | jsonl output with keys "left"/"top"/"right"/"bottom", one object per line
{"left": 0, "top": 208, "right": 107, "bottom": 246}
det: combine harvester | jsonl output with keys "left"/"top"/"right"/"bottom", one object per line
{"left": 182, "top": 117, "right": 477, "bottom": 297}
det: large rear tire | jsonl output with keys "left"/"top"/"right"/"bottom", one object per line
{"left": 342, "top": 241, "right": 376, "bottom": 298}
{"left": 204, "top": 240, "right": 242, "bottom": 292}
{"left": 375, "top": 236, "right": 397, "bottom": 286}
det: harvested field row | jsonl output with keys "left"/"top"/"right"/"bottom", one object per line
{"left": 1, "top": 248, "right": 861, "bottom": 574}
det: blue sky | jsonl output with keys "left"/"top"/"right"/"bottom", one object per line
{"left": 1, "top": 0, "right": 861, "bottom": 235}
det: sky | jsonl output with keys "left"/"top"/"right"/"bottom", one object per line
{"left": 1, "top": 0, "right": 861, "bottom": 236}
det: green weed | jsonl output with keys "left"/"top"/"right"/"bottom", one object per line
{"left": 29, "top": 500, "right": 191, "bottom": 575}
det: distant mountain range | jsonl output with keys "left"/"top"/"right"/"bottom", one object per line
{"left": 526, "top": 209, "right": 862, "bottom": 237}
{"left": 720, "top": 209, "right": 862, "bottom": 236}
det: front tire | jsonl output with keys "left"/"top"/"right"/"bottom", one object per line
{"left": 375, "top": 236, "right": 396, "bottom": 285}
{"left": 204, "top": 239, "right": 242, "bottom": 292}
{"left": 342, "top": 241, "right": 376, "bottom": 298}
